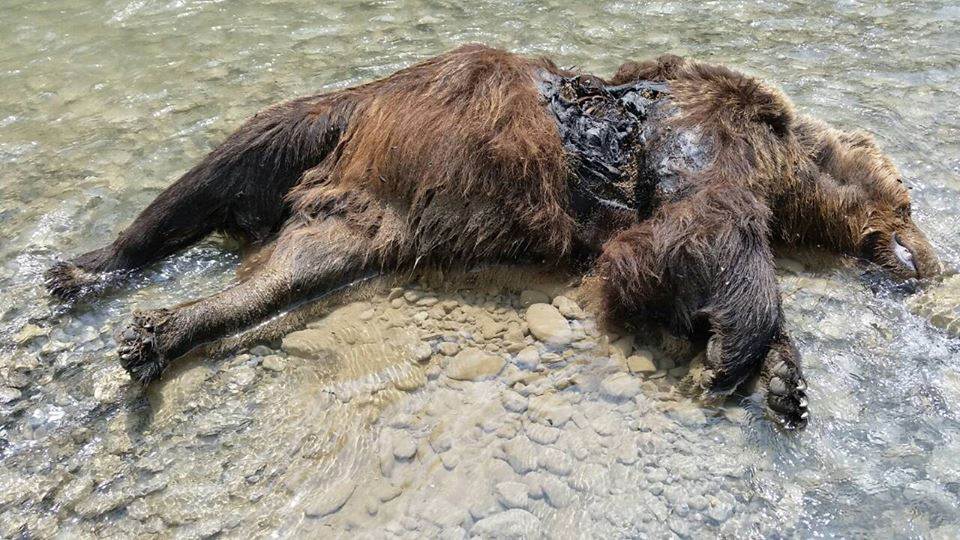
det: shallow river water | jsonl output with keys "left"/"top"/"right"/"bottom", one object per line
{"left": 2, "top": 1, "right": 960, "bottom": 538}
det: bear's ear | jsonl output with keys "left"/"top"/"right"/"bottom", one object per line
{"left": 609, "top": 54, "right": 687, "bottom": 85}
{"left": 750, "top": 86, "right": 793, "bottom": 138}
{"left": 728, "top": 77, "right": 794, "bottom": 138}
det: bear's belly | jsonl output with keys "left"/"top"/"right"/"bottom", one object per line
{"left": 537, "top": 71, "right": 713, "bottom": 222}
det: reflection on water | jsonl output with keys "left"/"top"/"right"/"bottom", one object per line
{"left": 1, "top": 0, "right": 959, "bottom": 537}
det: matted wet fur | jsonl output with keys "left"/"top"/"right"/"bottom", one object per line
{"left": 46, "top": 44, "right": 940, "bottom": 431}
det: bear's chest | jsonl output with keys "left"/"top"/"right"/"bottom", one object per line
{"left": 537, "top": 72, "right": 713, "bottom": 222}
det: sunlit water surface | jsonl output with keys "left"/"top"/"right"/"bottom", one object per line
{"left": 1, "top": 1, "right": 959, "bottom": 538}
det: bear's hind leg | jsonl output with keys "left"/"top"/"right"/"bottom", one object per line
{"left": 117, "top": 218, "right": 380, "bottom": 382}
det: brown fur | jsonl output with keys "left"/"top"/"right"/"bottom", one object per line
{"left": 46, "top": 45, "right": 940, "bottom": 431}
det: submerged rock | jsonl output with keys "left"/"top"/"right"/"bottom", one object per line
{"left": 908, "top": 274, "right": 960, "bottom": 338}
{"left": 443, "top": 348, "right": 505, "bottom": 381}
{"left": 304, "top": 481, "right": 357, "bottom": 518}
{"left": 525, "top": 304, "right": 572, "bottom": 346}
{"left": 600, "top": 373, "right": 641, "bottom": 400}
{"left": 471, "top": 509, "right": 542, "bottom": 538}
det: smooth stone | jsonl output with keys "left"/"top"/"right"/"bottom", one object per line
{"left": 600, "top": 373, "right": 641, "bottom": 400}
{"left": 626, "top": 350, "right": 657, "bottom": 374}
{"left": 541, "top": 476, "right": 576, "bottom": 508}
{"left": 551, "top": 295, "right": 584, "bottom": 319}
{"left": 438, "top": 342, "right": 460, "bottom": 356}
{"left": 393, "top": 434, "right": 418, "bottom": 460}
{"left": 281, "top": 329, "right": 327, "bottom": 358}
{"left": 403, "top": 291, "right": 421, "bottom": 302}
{"left": 443, "top": 349, "right": 505, "bottom": 381}
{"left": 249, "top": 345, "right": 273, "bottom": 356}
{"left": 495, "top": 482, "right": 530, "bottom": 510}
{"left": 15, "top": 324, "right": 47, "bottom": 345}
{"left": 411, "top": 342, "right": 433, "bottom": 363}
{"left": 525, "top": 304, "right": 572, "bottom": 346}
{"left": 304, "top": 481, "right": 357, "bottom": 518}
{"left": 514, "top": 346, "right": 540, "bottom": 370}
{"left": 519, "top": 290, "right": 551, "bottom": 307}
{"left": 0, "top": 386, "right": 22, "bottom": 403}
{"left": 261, "top": 355, "right": 286, "bottom": 371}
{"left": 471, "top": 509, "right": 542, "bottom": 538}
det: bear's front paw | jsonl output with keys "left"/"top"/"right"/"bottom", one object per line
{"left": 117, "top": 309, "right": 172, "bottom": 384}
{"left": 764, "top": 359, "right": 809, "bottom": 431}
{"left": 45, "top": 261, "right": 100, "bottom": 301}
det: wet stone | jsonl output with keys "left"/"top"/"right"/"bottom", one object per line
{"left": 626, "top": 350, "right": 657, "bottom": 374}
{"left": 525, "top": 304, "right": 572, "bottom": 346}
{"left": 514, "top": 346, "right": 540, "bottom": 370}
{"left": 261, "top": 355, "right": 286, "bottom": 371}
{"left": 443, "top": 348, "right": 505, "bottom": 381}
{"left": 304, "top": 481, "right": 357, "bottom": 518}
{"left": 248, "top": 345, "right": 273, "bottom": 356}
{"left": 411, "top": 341, "right": 433, "bottom": 362}
{"left": 0, "top": 386, "right": 23, "bottom": 403}
{"left": 471, "top": 509, "right": 542, "bottom": 538}
{"left": 552, "top": 295, "right": 584, "bottom": 319}
{"left": 438, "top": 342, "right": 460, "bottom": 356}
{"left": 495, "top": 481, "right": 530, "bottom": 510}
{"left": 393, "top": 433, "right": 418, "bottom": 460}
{"left": 600, "top": 372, "right": 641, "bottom": 400}
{"left": 15, "top": 324, "right": 47, "bottom": 345}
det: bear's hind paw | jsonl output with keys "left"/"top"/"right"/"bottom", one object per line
{"left": 116, "top": 310, "right": 171, "bottom": 384}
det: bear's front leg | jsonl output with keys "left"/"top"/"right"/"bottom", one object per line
{"left": 598, "top": 182, "right": 809, "bottom": 429}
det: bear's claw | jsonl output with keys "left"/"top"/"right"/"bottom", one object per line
{"left": 116, "top": 309, "right": 171, "bottom": 384}
{"left": 764, "top": 361, "right": 809, "bottom": 431}
{"left": 45, "top": 261, "right": 99, "bottom": 302}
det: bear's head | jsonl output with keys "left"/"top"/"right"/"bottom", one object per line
{"left": 810, "top": 128, "right": 940, "bottom": 280}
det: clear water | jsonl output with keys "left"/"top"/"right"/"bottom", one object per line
{"left": 1, "top": 0, "right": 959, "bottom": 537}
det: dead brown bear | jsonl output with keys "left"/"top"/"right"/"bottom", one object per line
{"left": 46, "top": 44, "right": 940, "bottom": 430}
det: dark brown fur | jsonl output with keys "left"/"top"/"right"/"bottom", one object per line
{"left": 46, "top": 45, "right": 940, "bottom": 431}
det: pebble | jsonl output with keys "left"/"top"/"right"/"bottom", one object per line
{"left": 514, "top": 346, "right": 540, "bottom": 370}
{"left": 538, "top": 447, "right": 573, "bottom": 476}
{"left": 495, "top": 482, "right": 530, "bottom": 510}
{"left": 471, "top": 509, "right": 542, "bottom": 538}
{"left": 501, "top": 390, "right": 528, "bottom": 413}
{"left": 228, "top": 366, "right": 256, "bottom": 389}
{"left": 552, "top": 295, "right": 584, "bottom": 319}
{"left": 0, "top": 386, "right": 22, "bottom": 403}
{"left": 304, "top": 481, "right": 356, "bottom": 518}
{"left": 438, "top": 342, "right": 460, "bottom": 356}
{"left": 403, "top": 291, "right": 421, "bottom": 302}
{"left": 626, "top": 350, "right": 657, "bottom": 374}
{"left": 541, "top": 476, "right": 576, "bottom": 508}
{"left": 443, "top": 348, "right": 505, "bottom": 381}
{"left": 15, "top": 324, "right": 47, "bottom": 345}
{"left": 501, "top": 438, "right": 539, "bottom": 474}
{"left": 524, "top": 422, "right": 561, "bottom": 445}
{"left": 411, "top": 342, "right": 433, "bottom": 362}
{"left": 248, "top": 345, "right": 273, "bottom": 356}
{"left": 525, "top": 304, "right": 572, "bottom": 346}
{"left": 600, "top": 373, "right": 642, "bottom": 401}
{"left": 281, "top": 329, "right": 327, "bottom": 358}
{"left": 261, "top": 355, "right": 286, "bottom": 371}
{"left": 392, "top": 434, "right": 418, "bottom": 460}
